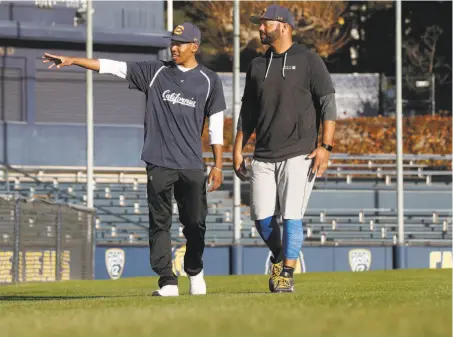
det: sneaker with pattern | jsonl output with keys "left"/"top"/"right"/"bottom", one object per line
{"left": 273, "top": 271, "right": 295, "bottom": 293}
{"left": 268, "top": 260, "right": 283, "bottom": 292}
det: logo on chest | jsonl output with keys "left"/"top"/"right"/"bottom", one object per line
{"left": 283, "top": 65, "right": 296, "bottom": 70}
{"left": 162, "top": 90, "right": 197, "bottom": 108}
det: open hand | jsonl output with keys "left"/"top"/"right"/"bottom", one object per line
{"left": 42, "top": 53, "right": 73, "bottom": 69}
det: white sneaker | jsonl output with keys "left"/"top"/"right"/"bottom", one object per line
{"left": 189, "top": 270, "right": 207, "bottom": 295}
{"left": 152, "top": 285, "right": 179, "bottom": 297}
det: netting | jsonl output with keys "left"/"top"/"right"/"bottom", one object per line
{"left": 0, "top": 196, "right": 95, "bottom": 284}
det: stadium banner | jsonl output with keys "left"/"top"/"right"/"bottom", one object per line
{"left": 0, "top": 249, "right": 72, "bottom": 284}
{"left": 94, "top": 245, "right": 451, "bottom": 280}
{"left": 95, "top": 245, "right": 230, "bottom": 280}
{"left": 406, "top": 247, "right": 452, "bottom": 269}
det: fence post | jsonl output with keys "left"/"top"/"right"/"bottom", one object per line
{"left": 55, "top": 204, "right": 62, "bottom": 281}
{"left": 91, "top": 212, "right": 96, "bottom": 280}
{"left": 13, "top": 198, "right": 20, "bottom": 283}
{"left": 378, "top": 73, "right": 385, "bottom": 116}
{"left": 431, "top": 73, "right": 435, "bottom": 116}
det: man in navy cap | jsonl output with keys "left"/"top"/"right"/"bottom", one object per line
{"left": 42, "top": 22, "right": 227, "bottom": 297}
{"left": 233, "top": 5, "right": 337, "bottom": 293}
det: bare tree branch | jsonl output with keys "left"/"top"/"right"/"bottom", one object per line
{"left": 402, "top": 25, "right": 451, "bottom": 89}
{"left": 187, "top": 0, "right": 351, "bottom": 59}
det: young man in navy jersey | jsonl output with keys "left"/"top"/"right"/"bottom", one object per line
{"left": 43, "top": 22, "right": 226, "bottom": 297}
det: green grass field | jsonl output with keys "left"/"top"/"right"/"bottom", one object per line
{"left": 0, "top": 269, "right": 451, "bottom": 337}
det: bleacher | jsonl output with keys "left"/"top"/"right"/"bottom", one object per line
{"left": 0, "top": 153, "right": 451, "bottom": 246}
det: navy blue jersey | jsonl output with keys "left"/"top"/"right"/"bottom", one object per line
{"left": 126, "top": 60, "right": 226, "bottom": 170}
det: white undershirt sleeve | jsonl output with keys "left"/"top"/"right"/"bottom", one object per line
{"left": 98, "top": 59, "right": 127, "bottom": 79}
{"left": 209, "top": 111, "right": 224, "bottom": 145}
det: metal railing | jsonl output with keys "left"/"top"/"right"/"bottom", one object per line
{"left": 1, "top": 153, "right": 451, "bottom": 186}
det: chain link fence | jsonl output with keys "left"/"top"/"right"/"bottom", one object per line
{"left": 0, "top": 195, "right": 95, "bottom": 284}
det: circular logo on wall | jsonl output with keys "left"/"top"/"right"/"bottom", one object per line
{"left": 348, "top": 249, "right": 372, "bottom": 271}
{"left": 105, "top": 248, "right": 125, "bottom": 280}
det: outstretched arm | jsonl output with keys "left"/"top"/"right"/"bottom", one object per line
{"left": 42, "top": 53, "right": 100, "bottom": 71}
{"left": 42, "top": 53, "right": 128, "bottom": 80}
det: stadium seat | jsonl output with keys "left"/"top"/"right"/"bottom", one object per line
{"left": 2, "top": 162, "right": 451, "bottom": 245}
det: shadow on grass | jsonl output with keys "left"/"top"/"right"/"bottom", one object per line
{"left": 216, "top": 291, "right": 271, "bottom": 295}
{"left": 0, "top": 295, "right": 120, "bottom": 301}
{"left": 0, "top": 292, "right": 272, "bottom": 301}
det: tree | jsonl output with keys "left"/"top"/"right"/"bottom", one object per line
{"left": 185, "top": 1, "right": 351, "bottom": 60}
{"left": 403, "top": 25, "right": 451, "bottom": 90}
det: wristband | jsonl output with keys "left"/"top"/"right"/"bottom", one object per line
{"left": 321, "top": 143, "right": 333, "bottom": 152}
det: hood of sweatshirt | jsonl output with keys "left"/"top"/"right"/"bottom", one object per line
{"left": 263, "top": 43, "right": 309, "bottom": 79}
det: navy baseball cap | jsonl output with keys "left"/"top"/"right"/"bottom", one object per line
{"left": 250, "top": 5, "right": 295, "bottom": 28}
{"left": 170, "top": 22, "right": 201, "bottom": 44}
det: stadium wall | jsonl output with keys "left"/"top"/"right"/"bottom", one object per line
{"left": 2, "top": 245, "right": 450, "bottom": 282}
{"left": 94, "top": 245, "right": 452, "bottom": 280}
{"left": 0, "top": 0, "right": 168, "bottom": 168}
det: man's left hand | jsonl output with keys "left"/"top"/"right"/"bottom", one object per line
{"left": 307, "top": 147, "right": 330, "bottom": 177}
{"left": 207, "top": 167, "right": 223, "bottom": 192}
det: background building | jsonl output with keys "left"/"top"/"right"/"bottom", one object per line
{"left": 0, "top": 0, "right": 169, "bottom": 167}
